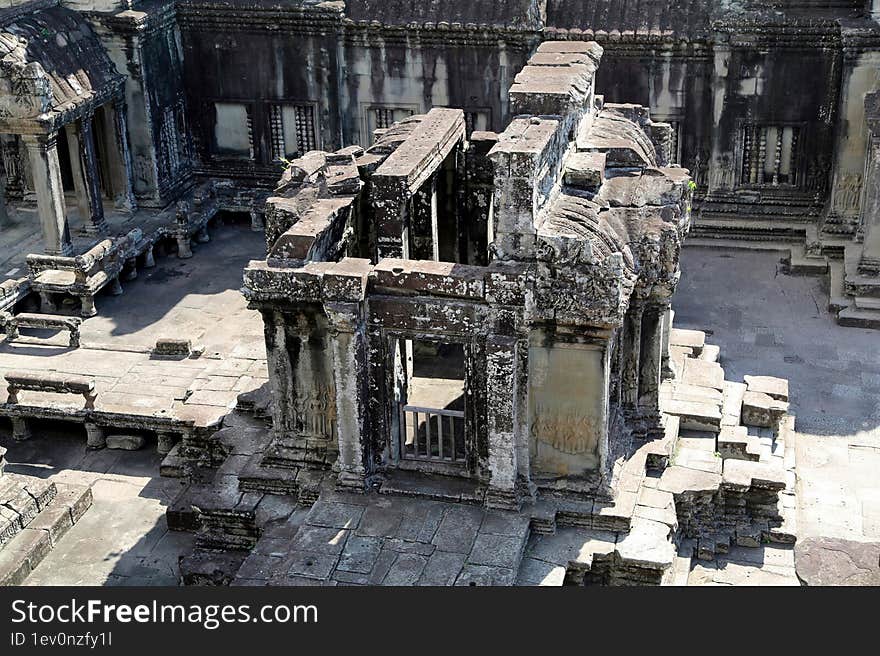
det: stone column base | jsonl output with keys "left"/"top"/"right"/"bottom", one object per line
{"left": 336, "top": 468, "right": 366, "bottom": 493}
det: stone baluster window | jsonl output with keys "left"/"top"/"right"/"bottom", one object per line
{"left": 269, "top": 103, "right": 318, "bottom": 161}
{"left": 740, "top": 124, "right": 801, "bottom": 187}
{"left": 368, "top": 106, "right": 416, "bottom": 141}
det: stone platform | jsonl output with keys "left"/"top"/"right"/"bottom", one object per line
{"left": 170, "top": 319, "right": 801, "bottom": 587}
{"left": 0, "top": 223, "right": 268, "bottom": 467}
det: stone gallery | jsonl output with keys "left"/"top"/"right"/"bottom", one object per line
{"left": 0, "top": 1, "right": 878, "bottom": 587}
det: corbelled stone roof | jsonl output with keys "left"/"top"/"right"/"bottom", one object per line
{"left": 344, "top": 0, "right": 541, "bottom": 28}
{"left": 545, "top": 0, "right": 712, "bottom": 36}
{"left": 0, "top": 6, "right": 123, "bottom": 124}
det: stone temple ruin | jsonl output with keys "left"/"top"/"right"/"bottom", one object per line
{"left": 1, "top": 0, "right": 878, "bottom": 587}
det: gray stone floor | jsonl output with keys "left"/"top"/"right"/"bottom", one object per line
{"left": 0, "top": 222, "right": 268, "bottom": 423}
{"left": 235, "top": 493, "right": 532, "bottom": 587}
{"left": 673, "top": 246, "right": 880, "bottom": 552}
{"left": 2, "top": 243, "right": 877, "bottom": 586}
{"left": 1, "top": 433, "right": 192, "bottom": 585}
{"left": 0, "top": 222, "right": 267, "bottom": 584}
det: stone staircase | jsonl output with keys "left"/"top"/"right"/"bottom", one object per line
{"left": 0, "top": 455, "right": 93, "bottom": 586}
{"left": 657, "top": 328, "right": 797, "bottom": 564}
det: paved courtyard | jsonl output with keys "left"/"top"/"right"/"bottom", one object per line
{"left": 673, "top": 246, "right": 880, "bottom": 549}
{"left": 0, "top": 221, "right": 267, "bottom": 584}
{"left": 1, "top": 243, "right": 878, "bottom": 586}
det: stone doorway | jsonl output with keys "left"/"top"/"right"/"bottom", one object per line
{"left": 393, "top": 338, "right": 467, "bottom": 470}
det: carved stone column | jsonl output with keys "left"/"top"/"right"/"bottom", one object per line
{"left": 325, "top": 302, "right": 368, "bottom": 492}
{"left": 661, "top": 306, "right": 675, "bottom": 379}
{"left": 101, "top": 100, "right": 136, "bottom": 211}
{"left": 22, "top": 133, "right": 72, "bottom": 256}
{"left": 621, "top": 301, "right": 644, "bottom": 412}
{"left": 65, "top": 115, "right": 107, "bottom": 235}
{"left": 485, "top": 334, "right": 520, "bottom": 510}
{"left": 638, "top": 302, "right": 666, "bottom": 431}
{"left": 261, "top": 309, "right": 293, "bottom": 440}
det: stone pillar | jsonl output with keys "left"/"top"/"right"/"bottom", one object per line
{"left": 859, "top": 92, "right": 880, "bottom": 274}
{"left": 822, "top": 43, "right": 880, "bottom": 238}
{"left": 85, "top": 422, "right": 106, "bottom": 449}
{"left": 101, "top": 101, "right": 136, "bottom": 211}
{"left": 250, "top": 210, "right": 264, "bottom": 232}
{"left": 325, "top": 303, "right": 368, "bottom": 492}
{"left": 22, "top": 133, "right": 73, "bottom": 256}
{"left": 374, "top": 194, "right": 409, "bottom": 260}
{"left": 11, "top": 417, "right": 31, "bottom": 441}
{"left": 485, "top": 335, "right": 520, "bottom": 510}
{"left": 65, "top": 116, "right": 107, "bottom": 235}
{"left": 262, "top": 310, "right": 293, "bottom": 438}
{"left": 0, "top": 157, "right": 10, "bottom": 228}
{"left": 661, "top": 307, "right": 674, "bottom": 380}
{"left": 638, "top": 303, "right": 666, "bottom": 429}
{"left": 621, "top": 302, "right": 644, "bottom": 411}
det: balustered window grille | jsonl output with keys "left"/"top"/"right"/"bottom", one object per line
{"left": 269, "top": 104, "right": 317, "bottom": 160}
{"left": 368, "top": 106, "right": 415, "bottom": 142}
{"left": 740, "top": 124, "right": 801, "bottom": 187}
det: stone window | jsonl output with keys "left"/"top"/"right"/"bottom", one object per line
{"left": 368, "top": 106, "right": 416, "bottom": 140}
{"left": 740, "top": 124, "right": 801, "bottom": 187}
{"left": 268, "top": 103, "right": 317, "bottom": 161}
{"left": 213, "top": 102, "right": 254, "bottom": 159}
{"left": 464, "top": 109, "right": 490, "bottom": 135}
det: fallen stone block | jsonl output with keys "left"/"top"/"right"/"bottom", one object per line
{"left": 717, "top": 426, "right": 760, "bottom": 462}
{"left": 741, "top": 391, "right": 789, "bottom": 428}
{"left": 744, "top": 375, "right": 789, "bottom": 402}
{"left": 658, "top": 465, "right": 722, "bottom": 496}
{"left": 722, "top": 459, "right": 786, "bottom": 493}
{"left": 154, "top": 338, "right": 192, "bottom": 357}
{"left": 615, "top": 518, "right": 675, "bottom": 570}
{"left": 669, "top": 328, "right": 705, "bottom": 355}
{"left": 662, "top": 399, "right": 722, "bottom": 432}
{"left": 682, "top": 358, "right": 725, "bottom": 392}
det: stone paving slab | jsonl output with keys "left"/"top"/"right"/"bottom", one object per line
{"left": 243, "top": 491, "right": 532, "bottom": 587}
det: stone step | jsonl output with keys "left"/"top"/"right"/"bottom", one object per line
{"left": 680, "top": 358, "right": 725, "bottom": 392}
{"left": 699, "top": 344, "right": 720, "bottom": 363}
{"left": 837, "top": 305, "right": 880, "bottom": 329}
{"left": 786, "top": 245, "right": 828, "bottom": 275}
{"left": 159, "top": 444, "right": 185, "bottom": 478}
{"left": 0, "top": 483, "right": 92, "bottom": 585}
{"left": 669, "top": 328, "right": 706, "bottom": 356}
{"left": 717, "top": 426, "right": 761, "bottom": 462}
{"left": 828, "top": 259, "right": 849, "bottom": 313}
{"left": 645, "top": 414, "right": 680, "bottom": 471}
{"left": 721, "top": 380, "right": 746, "bottom": 427}
{"left": 662, "top": 399, "right": 722, "bottom": 433}
{"left": 854, "top": 296, "right": 880, "bottom": 310}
